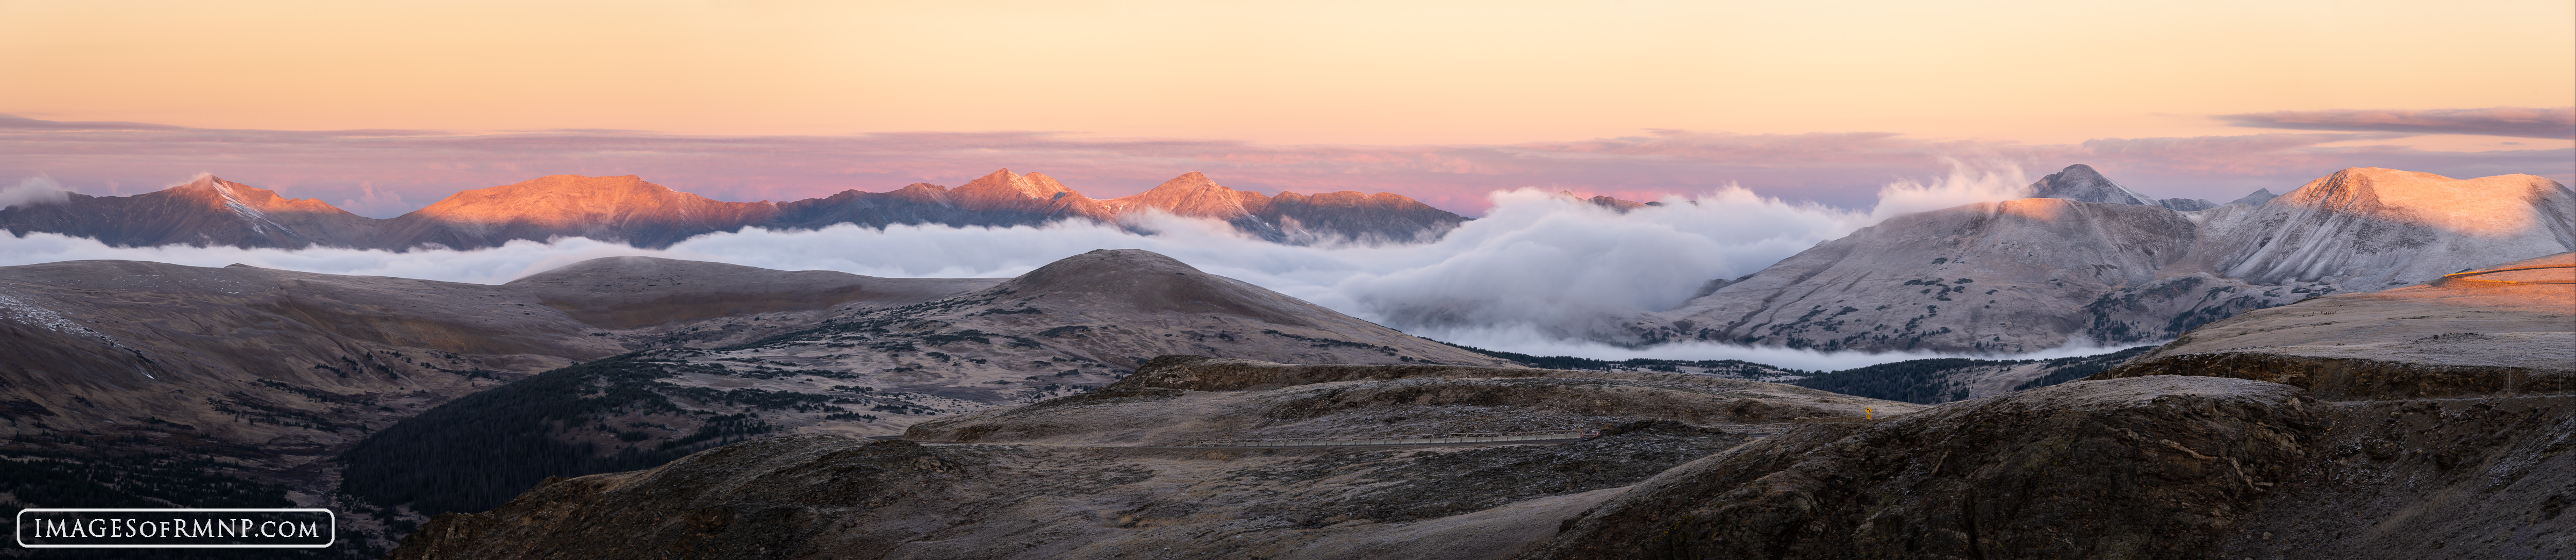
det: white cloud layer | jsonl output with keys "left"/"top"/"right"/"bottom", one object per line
{"left": 1, "top": 176, "right": 71, "bottom": 209}
{"left": 1, "top": 165, "right": 2132, "bottom": 368}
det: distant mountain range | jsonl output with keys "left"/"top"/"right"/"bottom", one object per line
{"left": 0, "top": 169, "right": 1469, "bottom": 249}
{"left": 1634, "top": 165, "right": 2576, "bottom": 353}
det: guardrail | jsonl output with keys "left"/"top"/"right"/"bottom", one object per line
{"left": 1189, "top": 429, "right": 1597, "bottom": 448}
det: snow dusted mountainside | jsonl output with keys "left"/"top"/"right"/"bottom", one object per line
{"left": 1639, "top": 166, "right": 2576, "bottom": 353}
{"left": 0, "top": 175, "right": 382, "bottom": 248}
{"left": 2029, "top": 163, "right": 2218, "bottom": 211}
{"left": 2178, "top": 167, "right": 2576, "bottom": 289}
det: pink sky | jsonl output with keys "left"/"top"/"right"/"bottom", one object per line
{"left": 3, "top": 1, "right": 2568, "bottom": 216}
{"left": 2, "top": 111, "right": 2566, "bottom": 217}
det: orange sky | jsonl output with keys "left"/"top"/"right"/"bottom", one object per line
{"left": 3, "top": 0, "right": 2570, "bottom": 148}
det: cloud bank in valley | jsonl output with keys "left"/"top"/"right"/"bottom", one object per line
{"left": 0, "top": 168, "right": 2066, "bottom": 369}
{"left": 2, "top": 112, "right": 2567, "bottom": 219}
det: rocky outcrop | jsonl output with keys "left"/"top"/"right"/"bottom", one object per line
{"left": 1643, "top": 167, "right": 2574, "bottom": 352}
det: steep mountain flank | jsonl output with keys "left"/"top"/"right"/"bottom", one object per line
{"left": 2180, "top": 168, "right": 2576, "bottom": 289}
{"left": 0, "top": 175, "right": 379, "bottom": 248}
{"left": 1, "top": 170, "right": 1469, "bottom": 249}
{"left": 1642, "top": 167, "right": 2574, "bottom": 353}
{"left": 384, "top": 357, "right": 1911, "bottom": 560}
{"left": 1639, "top": 197, "right": 2242, "bottom": 352}
{"left": 338, "top": 249, "right": 1518, "bottom": 520}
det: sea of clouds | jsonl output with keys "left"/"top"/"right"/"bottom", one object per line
{"left": 1, "top": 164, "right": 2147, "bottom": 370}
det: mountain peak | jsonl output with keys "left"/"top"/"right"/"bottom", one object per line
{"left": 161, "top": 175, "right": 345, "bottom": 216}
{"left": 955, "top": 169, "right": 1075, "bottom": 199}
{"left": 402, "top": 175, "right": 744, "bottom": 227}
{"left": 2029, "top": 164, "right": 2153, "bottom": 205}
{"left": 1115, "top": 171, "right": 1267, "bottom": 218}
{"left": 2272, "top": 167, "right": 2565, "bottom": 236}
{"left": 2228, "top": 188, "right": 2279, "bottom": 206}
{"left": 992, "top": 249, "right": 1318, "bottom": 326}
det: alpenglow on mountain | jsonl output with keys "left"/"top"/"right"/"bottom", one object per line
{"left": 0, "top": 170, "right": 1470, "bottom": 250}
{"left": 1631, "top": 165, "right": 2576, "bottom": 353}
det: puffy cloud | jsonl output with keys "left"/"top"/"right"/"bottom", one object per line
{"left": 2217, "top": 107, "right": 2576, "bottom": 139}
{"left": 1, "top": 176, "right": 72, "bottom": 209}
{"left": 3, "top": 115, "right": 2565, "bottom": 220}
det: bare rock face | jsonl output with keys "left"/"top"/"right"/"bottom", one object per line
{"left": 385, "top": 357, "right": 1911, "bottom": 560}
{"left": 1645, "top": 167, "right": 2574, "bottom": 353}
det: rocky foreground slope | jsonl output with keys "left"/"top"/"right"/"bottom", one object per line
{"left": 1640, "top": 166, "right": 2574, "bottom": 353}
{"left": 389, "top": 253, "right": 2573, "bottom": 559}
{"left": 0, "top": 170, "right": 1468, "bottom": 249}
{"left": 335, "top": 249, "right": 1518, "bottom": 522}
{"left": 388, "top": 356, "right": 1914, "bottom": 560}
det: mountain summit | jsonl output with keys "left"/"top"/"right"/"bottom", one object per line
{"left": 2028, "top": 164, "right": 2216, "bottom": 211}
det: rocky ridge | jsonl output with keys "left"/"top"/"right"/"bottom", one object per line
{"left": 332, "top": 249, "right": 1522, "bottom": 523}
{"left": 0, "top": 256, "right": 988, "bottom": 554}
{"left": 1638, "top": 166, "right": 2575, "bottom": 353}
{"left": 0, "top": 170, "right": 1469, "bottom": 249}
